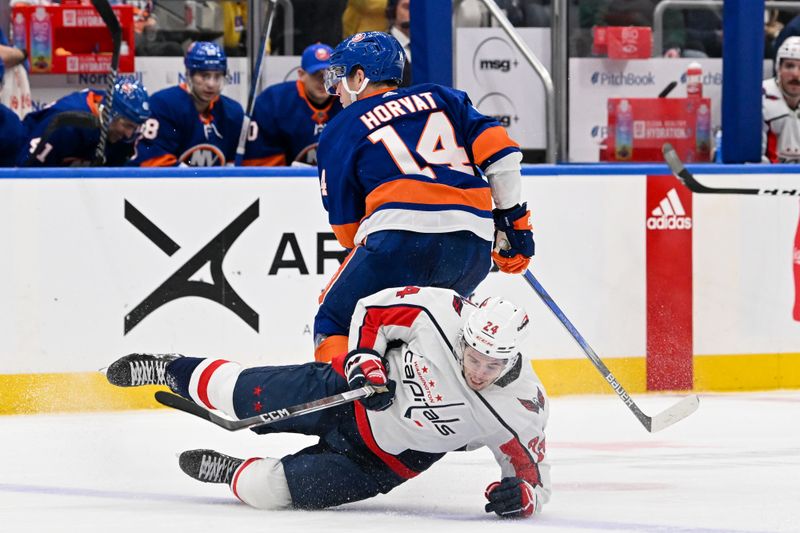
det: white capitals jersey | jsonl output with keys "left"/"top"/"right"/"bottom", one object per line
{"left": 763, "top": 77, "right": 800, "bottom": 163}
{"left": 347, "top": 286, "right": 551, "bottom": 507}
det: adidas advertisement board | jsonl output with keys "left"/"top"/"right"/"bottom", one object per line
{"left": 646, "top": 187, "right": 693, "bottom": 230}
{"left": 646, "top": 175, "right": 693, "bottom": 390}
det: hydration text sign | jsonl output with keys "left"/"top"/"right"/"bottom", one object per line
{"left": 604, "top": 97, "right": 712, "bottom": 162}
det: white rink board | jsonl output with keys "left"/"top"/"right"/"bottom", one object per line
{"left": 689, "top": 173, "right": 800, "bottom": 355}
{"left": 1, "top": 169, "right": 800, "bottom": 375}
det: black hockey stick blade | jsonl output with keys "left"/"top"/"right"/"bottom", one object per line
{"left": 663, "top": 143, "right": 800, "bottom": 196}
{"left": 154, "top": 385, "right": 383, "bottom": 431}
{"left": 521, "top": 269, "right": 700, "bottom": 432}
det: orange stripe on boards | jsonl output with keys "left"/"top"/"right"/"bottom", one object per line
{"left": 532, "top": 357, "right": 646, "bottom": 396}
{"left": 471, "top": 126, "right": 518, "bottom": 166}
{"left": 0, "top": 372, "right": 166, "bottom": 415}
{"left": 2, "top": 354, "right": 799, "bottom": 416}
{"left": 365, "top": 179, "right": 491, "bottom": 218}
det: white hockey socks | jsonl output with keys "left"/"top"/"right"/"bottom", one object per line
{"left": 231, "top": 457, "right": 293, "bottom": 510}
{"left": 186, "top": 359, "right": 242, "bottom": 418}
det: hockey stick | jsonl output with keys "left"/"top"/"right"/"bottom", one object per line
{"left": 663, "top": 143, "right": 800, "bottom": 196}
{"left": 154, "top": 384, "right": 385, "bottom": 431}
{"left": 521, "top": 269, "right": 699, "bottom": 432}
{"left": 658, "top": 80, "right": 677, "bottom": 98}
{"left": 234, "top": 0, "right": 278, "bottom": 166}
{"left": 91, "top": 0, "right": 122, "bottom": 166}
{"left": 25, "top": 111, "right": 100, "bottom": 166}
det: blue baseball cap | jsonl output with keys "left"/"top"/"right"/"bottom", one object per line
{"left": 301, "top": 43, "right": 333, "bottom": 74}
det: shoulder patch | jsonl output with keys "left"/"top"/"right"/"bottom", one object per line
{"left": 518, "top": 387, "right": 546, "bottom": 413}
{"left": 452, "top": 295, "right": 464, "bottom": 316}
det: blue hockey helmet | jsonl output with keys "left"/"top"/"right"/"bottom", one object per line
{"left": 104, "top": 76, "right": 151, "bottom": 124}
{"left": 184, "top": 41, "right": 228, "bottom": 74}
{"left": 324, "top": 31, "right": 405, "bottom": 94}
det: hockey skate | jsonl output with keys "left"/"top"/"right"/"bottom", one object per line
{"left": 104, "top": 353, "right": 179, "bottom": 387}
{"left": 179, "top": 449, "right": 244, "bottom": 485}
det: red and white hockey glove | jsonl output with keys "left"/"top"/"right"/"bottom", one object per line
{"left": 484, "top": 477, "right": 537, "bottom": 519}
{"left": 343, "top": 349, "right": 396, "bottom": 411}
{"left": 492, "top": 203, "right": 535, "bottom": 274}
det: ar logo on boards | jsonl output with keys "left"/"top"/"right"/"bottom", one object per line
{"left": 646, "top": 188, "right": 692, "bottom": 230}
{"left": 124, "top": 200, "right": 260, "bottom": 334}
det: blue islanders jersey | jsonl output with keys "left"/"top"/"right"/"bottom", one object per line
{"left": 19, "top": 89, "right": 134, "bottom": 167}
{"left": 243, "top": 80, "right": 342, "bottom": 166}
{"left": 0, "top": 103, "right": 24, "bottom": 167}
{"left": 316, "top": 83, "right": 521, "bottom": 250}
{"left": 130, "top": 84, "right": 244, "bottom": 167}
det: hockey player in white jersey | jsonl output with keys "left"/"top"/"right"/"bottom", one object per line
{"left": 764, "top": 36, "right": 800, "bottom": 162}
{"left": 105, "top": 286, "right": 550, "bottom": 518}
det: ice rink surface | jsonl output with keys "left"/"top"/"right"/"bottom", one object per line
{"left": 2, "top": 391, "right": 798, "bottom": 533}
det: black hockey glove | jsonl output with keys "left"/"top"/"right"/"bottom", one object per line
{"left": 484, "top": 476, "right": 537, "bottom": 519}
{"left": 343, "top": 349, "right": 396, "bottom": 411}
{"left": 492, "top": 203, "right": 535, "bottom": 274}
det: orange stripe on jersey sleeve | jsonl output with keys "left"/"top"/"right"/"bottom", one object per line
{"left": 331, "top": 222, "right": 360, "bottom": 249}
{"left": 140, "top": 154, "right": 178, "bottom": 167}
{"left": 242, "top": 154, "right": 287, "bottom": 166}
{"left": 364, "top": 179, "right": 492, "bottom": 218}
{"left": 471, "top": 125, "right": 519, "bottom": 166}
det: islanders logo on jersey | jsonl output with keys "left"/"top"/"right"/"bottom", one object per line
{"left": 294, "top": 143, "right": 319, "bottom": 166}
{"left": 179, "top": 144, "right": 226, "bottom": 166}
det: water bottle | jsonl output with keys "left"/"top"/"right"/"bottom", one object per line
{"left": 12, "top": 12, "right": 27, "bottom": 52}
{"left": 714, "top": 129, "right": 723, "bottom": 163}
{"left": 30, "top": 7, "right": 52, "bottom": 73}
{"left": 696, "top": 103, "right": 711, "bottom": 161}
{"left": 686, "top": 61, "right": 703, "bottom": 98}
{"left": 615, "top": 99, "right": 633, "bottom": 160}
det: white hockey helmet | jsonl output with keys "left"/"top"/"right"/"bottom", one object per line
{"left": 459, "top": 296, "right": 531, "bottom": 383}
{"left": 777, "top": 36, "right": 800, "bottom": 65}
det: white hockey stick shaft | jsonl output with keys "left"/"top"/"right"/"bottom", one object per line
{"left": 234, "top": 0, "right": 278, "bottom": 166}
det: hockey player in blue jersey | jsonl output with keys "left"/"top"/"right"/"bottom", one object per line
{"left": 312, "top": 31, "right": 535, "bottom": 362}
{"left": 0, "top": 59, "right": 25, "bottom": 167}
{"left": 130, "top": 41, "right": 245, "bottom": 167}
{"left": 243, "top": 43, "right": 343, "bottom": 166}
{"left": 19, "top": 76, "right": 150, "bottom": 167}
